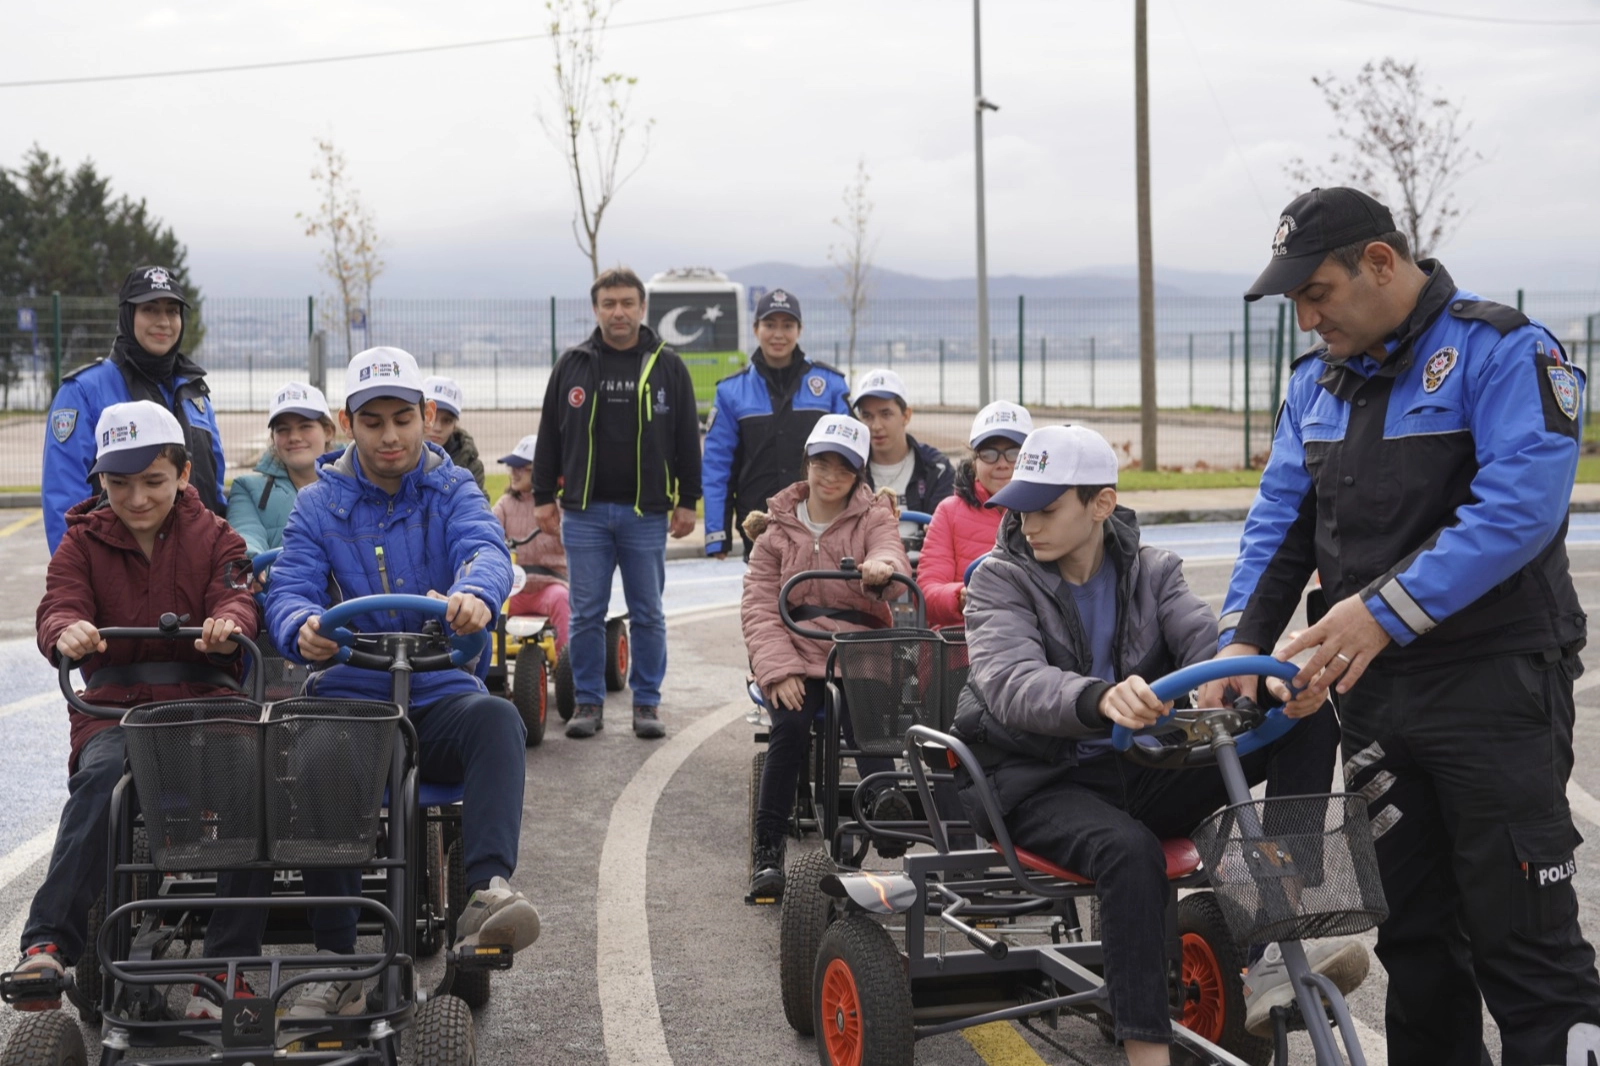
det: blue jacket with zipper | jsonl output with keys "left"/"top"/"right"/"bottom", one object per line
{"left": 264, "top": 442, "right": 514, "bottom": 706}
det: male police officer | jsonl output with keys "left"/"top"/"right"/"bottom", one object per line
{"left": 1207, "top": 187, "right": 1600, "bottom": 1063}
{"left": 701, "top": 289, "right": 850, "bottom": 559}
{"left": 42, "top": 266, "right": 226, "bottom": 553}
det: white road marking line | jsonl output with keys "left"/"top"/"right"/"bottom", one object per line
{"left": 1353, "top": 1017, "right": 1388, "bottom": 1064}
{"left": 0, "top": 691, "right": 59, "bottom": 722}
{"left": 0, "top": 826, "right": 56, "bottom": 895}
{"left": 595, "top": 697, "right": 748, "bottom": 1066}
{"left": 1576, "top": 672, "right": 1600, "bottom": 698}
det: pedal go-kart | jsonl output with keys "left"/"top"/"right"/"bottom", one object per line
{"left": 782, "top": 657, "right": 1388, "bottom": 1066}
{"left": 0, "top": 600, "right": 513, "bottom": 1066}
{"left": 483, "top": 530, "right": 629, "bottom": 745}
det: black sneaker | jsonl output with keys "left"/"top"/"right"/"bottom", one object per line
{"left": 869, "top": 788, "right": 914, "bottom": 860}
{"left": 749, "top": 832, "right": 787, "bottom": 900}
{"left": 632, "top": 705, "right": 666, "bottom": 740}
{"left": 566, "top": 703, "right": 603, "bottom": 739}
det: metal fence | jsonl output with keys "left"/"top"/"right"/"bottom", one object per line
{"left": 1, "top": 290, "right": 1596, "bottom": 489}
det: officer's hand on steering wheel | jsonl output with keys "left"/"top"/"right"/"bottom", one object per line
{"left": 1097, "top": 675, "right": 1173, "bottom": 731}
{"left": 1196, "top": 642, "right": 1261, "bottom": 708}
{"left": 298, "top": 616, "right": 342, "bottom": 662}
{"left": 427, "top": 590, "right": 491, "bottom": 636}
{"left": 1276, "top": 595, "right": 1392, "bottom": 700}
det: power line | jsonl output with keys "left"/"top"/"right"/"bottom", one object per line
{"left": 1334, "top": 0, "right": 1600, "bottom": 25}
{"left": 0, "top": 0, "right": 809, "bottom": 90}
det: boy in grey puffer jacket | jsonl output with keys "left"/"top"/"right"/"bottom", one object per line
{"left": 952, "top": 426, "right": 1360, "bottom": 1058}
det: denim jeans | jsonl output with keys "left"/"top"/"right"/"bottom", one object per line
{"left": 755, "top": 679, "right": 895, "bottom": 838}
{"left": 561, "top": 502, "right": 667, "bottom": 707}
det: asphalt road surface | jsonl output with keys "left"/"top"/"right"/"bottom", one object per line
{"left": 5, "top": 514, "right": 1600, "bottom": 1064}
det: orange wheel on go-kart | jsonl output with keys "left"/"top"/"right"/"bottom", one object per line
{"left": 605, "top": 619, "right": 629, "bottom": 692}
{"left": 1175, "top": 892, "right": 1270, "bottom": 1064}
{"left": 820, "top": 959, "right": 863, "bottom": 1066}
{"left": 513, "top": 644, "right": 549, "bottom": 746}
{"left": 1180, "top": 931, "right": 1226, "bottom": 1040}
{"left": 812, "top": 917, "right": 912, "bottom": 1066}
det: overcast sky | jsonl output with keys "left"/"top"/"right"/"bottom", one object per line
{"left": 5, "top": 0, "right": 1598, "bottom": 298}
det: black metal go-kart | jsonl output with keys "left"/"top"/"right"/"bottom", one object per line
{"left": 783, "top": 656, "right": 1389, "bottom": 1066}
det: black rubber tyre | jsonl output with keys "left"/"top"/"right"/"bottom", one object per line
{"left": 74, "top": 895, "right": 104, "bottom": 1025}
{"left": 1176, "top": 892, "right": 1270, "bottom": 1066}
{"left": 417, "top": 822, "right": 447, "bottom": 958}
{"left": 747, "top": 752, "right": 766, "bottom": 878}
{"left": 604, "top": 619, "right": 629, "bottom": 692}
{"left": 512, "top": 646, "right": 549, "bottom": 747}
{"left": 0, "top": 1010, "right": 87, "bottom": 1066}
{"left": 812, "top": 916, "right": 913, "bottom": 1066}
{"left": 441, "top": 837, "right": 491, "bottom": 1009}
{"left": 554, "top": 648, "right": 575, "bottom": 721}
{"left": 413, "top": 993, "right": 475, "bottom": 1066}
{"left": 779, "top": 849, "right": 838, "bottom": 1035}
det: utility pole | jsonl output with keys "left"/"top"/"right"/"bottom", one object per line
{"left": 1135, "top": 0, "right": 1158, "bottom": 470}
{"left": 973, "top": 0, "right": 1000, "bottom": 407}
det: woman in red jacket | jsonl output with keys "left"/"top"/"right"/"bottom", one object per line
{"left": 918, "top": 401, "right": 1034, "bottom": 628}
{"left": 741, "top": 415, "right": 910, "bottom": 900}
{"left": 13, "top": 401, "right": 256, "bottom": 1013}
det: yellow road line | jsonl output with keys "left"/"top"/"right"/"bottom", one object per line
{"left": 0, "top": 510, "right": 41, "bottom": 538}
{"left": 962, "top": 1021, "right": 1050, "bottom": 1066}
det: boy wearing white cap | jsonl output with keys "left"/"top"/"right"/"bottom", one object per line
{"left": 851, "top": 368, "right": 954, "bottom": 521}
{"left": 494, "top": 434, "right": 570, "bottom": 651}
{"left": 227, "top": 382, "right": 338, "bottom": 557}
{"left": 952, "top": 425, "right": 1359, "bottom": 1060}
{"left": 739, "top": 415, "right": 911, "bottom": 899}
{"left": 918, "top": 401, "right": 1033, "bottom": 627}
{"left": 421, "top": 376, "right": 485, "bottom": 491}
{"left": 14, "top": 401, "right": 257, "bottom": 1007}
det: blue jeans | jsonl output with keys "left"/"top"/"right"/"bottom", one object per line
{"left": 561, "top": 502, "right": 667, "bottom": 707}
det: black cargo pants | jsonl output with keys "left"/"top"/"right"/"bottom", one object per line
{"left": 1340, "top": 650, "right": 1600, "bottom": 1065}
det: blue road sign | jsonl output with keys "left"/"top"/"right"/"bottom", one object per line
{"left": 350, "top": 307, "right": 367, "bottom": 331}
{"left": 747, "top": 286, "right": 767, "bottom": 313}
{"left": 16, "top": 308, "right": 36, "bottom": 332}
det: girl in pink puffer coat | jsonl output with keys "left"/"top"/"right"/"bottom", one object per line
{"left": 740, "top": 415, "right": 910, "bottom": 901}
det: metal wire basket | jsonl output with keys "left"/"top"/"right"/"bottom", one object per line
{"left": 263, "top": 698, "right": 401, "bottom": 867}
{"left": 834, "top": 629, "right": 970, "bottom": 757}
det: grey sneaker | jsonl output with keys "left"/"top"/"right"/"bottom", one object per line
{"left": 286, "top": 950, "right": 364, "bottom": 1020}
{"left": 1243, "top": 939, "right": 1370, "bottom": 1036}
{"left": 456, "top": 877, "right": 541, "bottom": 954}
{"left": 632, "top": 704, "right": 665, "bottom": 740}
{"left": 566, "top": 703, "right": 603, "bottom": 739}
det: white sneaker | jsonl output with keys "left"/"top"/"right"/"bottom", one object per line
{"left": 1242, "top": 939, "right": 1370, "bottom": 1036}
{"left": 286, "top": 950, "right": 364, "bottom": 1020}
{"left": 455, "top": 877, "right": 540, "bottom": 953}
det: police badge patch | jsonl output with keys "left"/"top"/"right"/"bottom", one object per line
{"left": 1422, "top": 347, "right": 1458, "bottom": 393}
{"left": 1548, "top": 365, "right": 1579, "bottom": 421}
{"left": 50, "top": 408, "right": 77, "bottom": 443}
{"left": 807, "top": 375, "right": 825, "bottom": 397}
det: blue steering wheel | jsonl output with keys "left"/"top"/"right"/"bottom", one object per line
{"left": 1110, "top": 655, "right": 1304, "bottom": 759}
{"left": 317, "top": 594, "right": 490, "bottom": 669}
{"left": 899, "top": 510, "right": 934, "bottom": 527}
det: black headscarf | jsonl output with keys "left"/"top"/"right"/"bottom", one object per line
{"left": 113, "top": 298, "right": 185, "bottom": 385}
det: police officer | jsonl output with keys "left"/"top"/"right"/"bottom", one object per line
{"left": 701, "top": 289, "right": 850, "bottom": 559}
{"left": 42, "top": 266, "right": 226, "bottom": 553}
{"left": 1205, "top": 187, "right": 1600, "bottom": 1064}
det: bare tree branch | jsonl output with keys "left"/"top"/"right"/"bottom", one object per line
{"left": 1285, "top": 58, "right": 1484, "bottom": 259}
{"left": 297, "top": 138, "right": 383, "bottom": 357}
{"left": 827, "top": 159, "right": 876, "bottom": 376}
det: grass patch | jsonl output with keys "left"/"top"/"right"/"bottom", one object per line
{"left": 1578, "top": 457, "right": 1600, "bottom": 484}
{"left": 1116, "top": 469, "right": 1262, "bottom": 491}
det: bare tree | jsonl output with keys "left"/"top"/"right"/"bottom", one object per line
{"left": 1287, "top": 58, "right": 1484, "bottom": 259}
{"left": 539, "top": 0, "right": 652, "bottom": 278}
{"left": 297, "top": 138, "right": 383, "bottom": 358}
{"left": 828, "top": 159, "right": 875, "bottom": 375}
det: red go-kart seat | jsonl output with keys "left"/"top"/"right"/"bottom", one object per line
{"left": 992, "top": 838, "right": 1202, "bottom": 885}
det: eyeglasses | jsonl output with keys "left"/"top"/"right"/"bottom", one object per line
{"left": 975, "top": 446, "right": 1021, "bottom": 464}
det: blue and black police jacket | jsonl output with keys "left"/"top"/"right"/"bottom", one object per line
{"left": 1220, "top": 261, "right": 1587, "bottom": 668}
{"left": 702, "top": 350, "right": 850, "bottom": 555}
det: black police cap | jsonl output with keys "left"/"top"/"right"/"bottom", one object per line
{"left": 1245, "top": 188, "right": 1397, "bottom": 302}
{"left": 755, "top": 289, "right": 802, "bottom": 324}
{"left": 118, "top": 265, "right": 190, "bottom": 308}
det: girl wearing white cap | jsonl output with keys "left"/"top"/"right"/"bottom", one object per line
{"left": 739, "top": 414, "right": 911, "bottom": 900}
{"left": 493, "top": 434, "right": 569, "bottom": 651}
{"left": 226, "top": 382, "right": 337, "bottom": 557}
{"left": 422, "top": 376, "right": 485, "bottom": 491}
{"left": 918, "top": 401, "right": 1033, "bottom": 628}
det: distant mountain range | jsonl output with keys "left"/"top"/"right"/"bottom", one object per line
{"left": 724, "top": 261, "right": 1256, "bottom": 300}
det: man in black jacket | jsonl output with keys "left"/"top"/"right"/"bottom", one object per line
{"left": 533, "top": 267, "right": 701, "bottom": 740}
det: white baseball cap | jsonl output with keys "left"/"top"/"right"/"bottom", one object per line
{"left": 969, "top": 401, "right": 1033, "bottom": 448}
{"left": 345, "top": 347, "right": 424, "bottom": 412}
{"left": 90, "top": 401, "right": 187, "bottom": 476}
{"left": 499, "top": 433, "right": 538, "bottom": 468}
{"left": 423, "top": 376, "right": 464, "bottom": 417}
{"left": 267, "top": 381, "right": 332, "bottom": 425}
{"left": 804, "top": 414, "right": 871, "bottom": 471}
{"left": 985, "top": 425, "right": 1119, "bottom": 512}
{"left": 852, "top": 368, "right": 909, "bottom": 407}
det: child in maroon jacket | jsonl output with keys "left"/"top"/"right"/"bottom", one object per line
{"left": 12, "top": 401, "right": 256, "bottom": 1013}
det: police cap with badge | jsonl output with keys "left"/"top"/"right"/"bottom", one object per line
{"left": 119, "top": 265, "right": 191, "bottom": 308}
{"left": 755, "top": 289, "right": 802, "bottom": 324}
{"left": 1245, "top": 187, "right": 1396, "bottom": 302}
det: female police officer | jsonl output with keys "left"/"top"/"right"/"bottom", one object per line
{"left": 42, "top": 266, "right": 227, "bottom": 553}
{"left": 1207, "top": 187, "right": 1600, "bottom": 1064}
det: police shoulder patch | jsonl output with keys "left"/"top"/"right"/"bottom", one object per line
{"left": 1535, "top": 341, "right": 1583, "bottom": 439}
{"left": 50, "top": 408, "right": 78, "bottom": 443}
{"left": 1548, "top": 365, "right": 1580, "bottom": 421}
{"left": 1447, "top": 299, "right": 1529, "bottom": 336}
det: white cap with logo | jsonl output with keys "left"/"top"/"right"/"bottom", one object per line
{"left": 804, "top": 414, "right": 871, "bottom": 472}
{"left": 852, "top": 368, "right": 909, "bottom": 407}
{"left": 968, "top": 401, "right": 1033, "bottom": 448}
{"left": 984, "top": 425, "right": 1119, "bottom": 512}
{"left": 268, "top": 381, "right": 332, "bottom": 425}
{"left": 90, "top": 400, "right": 187, "bottom": 476}
{"left": 499, "top": 433, "right": 538, "bottom": 468}
{"left": 423, "top": 376, "right": 464, "bottom": 417}
{"left": 345, "top": 347, "right": 424, "bottom": 412}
